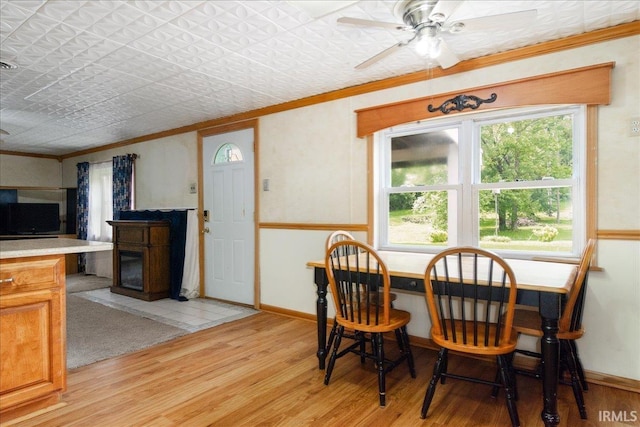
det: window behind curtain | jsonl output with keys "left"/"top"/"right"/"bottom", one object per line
{"left": 85, "top": 161, "right": 114, "bottom": 277}
{"left": 87, "top": 161, "right": 113, "bottom": 242}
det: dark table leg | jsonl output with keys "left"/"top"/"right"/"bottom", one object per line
{"left": 314, "top": 267, "right": 328, "bottom": 370}
{"left": 539, "top": 292, "right": 561, "bottom": 427}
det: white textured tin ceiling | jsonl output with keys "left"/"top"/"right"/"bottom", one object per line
{"left": 0, "top": 0, "right": 638, "bottom": 156}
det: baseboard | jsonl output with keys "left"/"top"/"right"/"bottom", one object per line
{"left": 259, "top": 306, "right": 640, "bottom": 394}
{"left": 581, "top": 371, "right": 640, "bottom": 393}
{"left": 409, "top": 337, "right": 640, "bottom": 394}
{"left": 0, "top": 394, "right": 66, "bottom": 425}
{"left": 259, "top": 304, "right": 317, "bottom": 322}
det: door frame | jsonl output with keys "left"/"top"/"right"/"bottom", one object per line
{"left": 198, "top": 119, "right": 260, "bottom": 309}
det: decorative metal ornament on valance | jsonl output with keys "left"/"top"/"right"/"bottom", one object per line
{"left": 427, "top": 93, "right": 498, "bottom": 114}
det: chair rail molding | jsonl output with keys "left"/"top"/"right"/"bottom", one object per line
{"left": 596, "top": 230, "right": 640, "bottom": 240}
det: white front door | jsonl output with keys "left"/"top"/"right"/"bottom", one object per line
{"left": 202, "top": 129, "right": 254, "bottom": 305}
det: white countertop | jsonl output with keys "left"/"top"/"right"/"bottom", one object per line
{"left": 0, "top": 238, "right": 113, "bottom": 259}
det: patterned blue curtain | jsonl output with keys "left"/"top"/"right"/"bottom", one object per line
{"left": 76, "top": 162, "right": 90, "bottom": 272}
{"left": 113, "top": 154, "right": 135, "bottom": 217}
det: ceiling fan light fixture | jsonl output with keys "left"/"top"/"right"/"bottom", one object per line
{"left": 430, "top": 12, "right": 446, "bottom": 23}
{"left": 449, "top": 22, "right": 465, "bottom": 33}
{"left": 415, "top": 33, "right": 442, "bottom": 58}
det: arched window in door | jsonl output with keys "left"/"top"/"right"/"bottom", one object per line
{"left": 213, "top": 143, "right": 243, "bottom": 164}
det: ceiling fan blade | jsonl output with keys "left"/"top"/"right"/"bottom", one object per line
{"left": 448, "top": 9, "right": 537, "bottom": 33}
{"left": 355, "top": 42, "right": 407, "bottom": 69}
{"left": 337, "top": 17, "right": 410, "bottom": 31}
{"left": 435, "top": 39, "right": 460, "bottom": 69}
{"left": 429, "top": 0, "right": 464, "bottom": 23}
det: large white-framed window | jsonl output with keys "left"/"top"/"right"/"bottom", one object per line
{"left": 376, "top": 105, "right": 586, "bottom": 259}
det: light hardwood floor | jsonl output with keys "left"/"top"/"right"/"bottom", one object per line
{"left": 4, "top": 312, "right": 639, "bottom": 427}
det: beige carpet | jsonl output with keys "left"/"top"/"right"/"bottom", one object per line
{"left": 66, "top": 294, "right": 187, "bottom": 369}
{"left": 65, "top": 274, "right": 256, "bottom": 369}
{"left": 66, "top": 273, "right": 113, "bottom": 293}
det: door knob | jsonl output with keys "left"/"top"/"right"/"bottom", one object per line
{"left": 202, "top": 227, "right": 210, "bottom": 234}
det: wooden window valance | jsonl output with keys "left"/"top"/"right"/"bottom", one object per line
{"left": 356, "top": 62, "right": 614, "bottom": 138}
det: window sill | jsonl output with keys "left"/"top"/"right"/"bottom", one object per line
{"left": 532, "top": 256, "right": 603, "bottom": 271}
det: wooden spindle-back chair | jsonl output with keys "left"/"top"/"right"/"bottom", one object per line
{"left": 511, "top": 239, "right": 596, "bottom": 419}
{"left": 421, "top": 247, "right": 520, "bottom": 427}
{"left": 324, "top": 231, "right": 398, "bottom": 353}
{"left": 324, "top": 240, "right": 416, "bottom": 407}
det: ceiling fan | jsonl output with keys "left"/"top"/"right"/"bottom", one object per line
{"left": 338, "top": 0, "right": 537, "bottom": 69}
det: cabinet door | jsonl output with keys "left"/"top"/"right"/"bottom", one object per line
{"left": 0, "top": 256, "right": 66, "bottom": 412}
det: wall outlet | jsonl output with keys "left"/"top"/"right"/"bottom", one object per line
{"left": 632, "top": 117, "right": 640, "bottom": 137}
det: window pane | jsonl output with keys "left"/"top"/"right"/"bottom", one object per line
{"left": 391, "top": 128, "right": 458, "bottom": 186}
{"left": 480, "top": 115, "right": 573, "bottom": 183}
{"left": 213, "top": 143, "right": 243, "bottom": 164}
{"left": 388, "top": 191, "right": 450, "bottom": 246}
{"left": 478, "top": 187, "right": 573, "bottom": 253}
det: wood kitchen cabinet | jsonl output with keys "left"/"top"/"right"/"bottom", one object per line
{"left": 0, "top": 254, "right": 66, "bottom": 421}
{"left": 108, "top": 220, "right": 170, "bottom": 301}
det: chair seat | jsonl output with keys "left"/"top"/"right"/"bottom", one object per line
{"left": 337, "top": 307, "right": 411, "bottom": 333}
{"left": 512, "top": 307, "right": 584, "bottom": 340}
{"left": 431, "top": 322, "right": 518, "bottom": 356}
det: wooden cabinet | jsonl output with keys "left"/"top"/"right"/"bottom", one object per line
{"left": 108, "top": 220, "right": 170, "bottom": 301}
{"left": 0, "top": 254, "right": 66, "bottom": 420}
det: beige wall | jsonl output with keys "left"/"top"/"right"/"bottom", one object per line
{"left": 260, "top": 98, "right": 367, "bottom": 223}
{"left": 2, "top": 35, "right": 638, "bottom": 382}
{"left": 60, "top": 132, "right": 199, "bottom": 210}
{"left": 0, "top": 154, "right": 61, "bottom": 187}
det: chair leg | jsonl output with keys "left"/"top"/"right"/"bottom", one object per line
{"left": 324, "top": 326, "right": 344, "bottom": 385}
{"left": 562, "top": 340, "right": 587, "bottom": 419}
{"left": 491, "top": 367, "right": 501, "bottom": 398}
{"left": 356, "top": 331, "right": 367, "bottom": 364}
{"left": 491, "top": 353, "right": 518, "bottom": 399}
{"left": 568, "top": 340, "right": 589, "bottom": 391}
{"left": 440, "top": 351, "right": 448, "bottom": 384}
{"left": 394, "top": 328, "right": 404, "bottom": 352}
{"left": 497, "top": 355, "right": 521, "bottom": 427}
{"left": 327, "top": 318, "right": 338, "bottom": 355}
{"left": 399, "top": 326, "right": 416, "bottom": 378}
{"left": 421, "top": 348, "right": 447, "bottom": 419}
{"left": 374, "top": 333, "right": 386, "bottom": 407}
{"left": 508, "top": 352, "right": 518, "bottom": 401}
